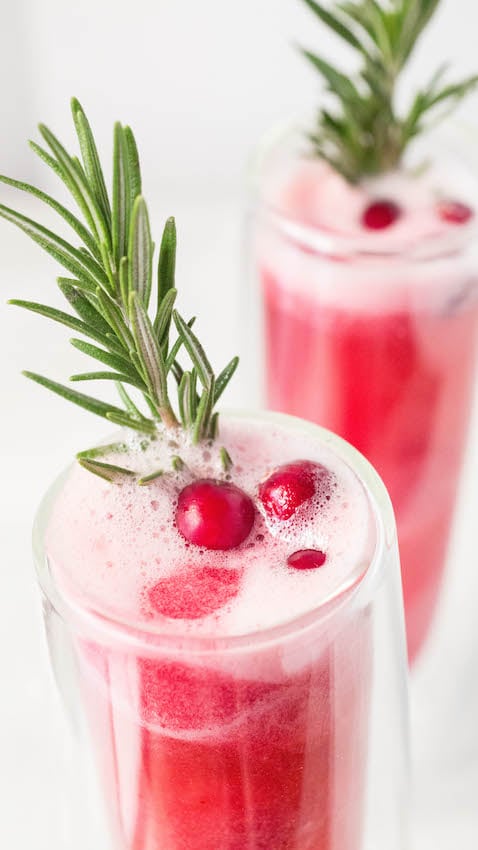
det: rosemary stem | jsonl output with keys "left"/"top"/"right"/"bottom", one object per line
{"left": 158, "top": 406, "right": 180, "bottom": 429}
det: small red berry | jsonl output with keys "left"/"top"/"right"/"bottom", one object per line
{"left": 176, "top": 479, "right": 255, "bottom": 550}
{"left": 362, "top": 200, "right": 401, "bottom": 230}
{"left": 287, "top": 549, "right": 327, "bottom": 570}
{"left": 258, "top": 461, "right": 331, "bottom": 521}
{"left": 437, "top": 200, "right": 473, "bottom": 225}
{"left": 149, "top": 566, "right": 241, "bottom": 619}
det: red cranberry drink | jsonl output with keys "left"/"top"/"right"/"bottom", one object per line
{"left": 256, "top": 155, "right": 478, "bottom": 663}
{"left": 252, "top": 1, "right": 478, "bottom": 662}
{"left": 44, "top": 413, "right": 376, "bottom": 850}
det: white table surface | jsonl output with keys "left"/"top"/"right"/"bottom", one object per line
{"left": 1, "top": 190, "right": 477, "bottom": 849}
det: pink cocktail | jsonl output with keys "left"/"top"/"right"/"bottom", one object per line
{"left": 35, "top": 412, "right": 406, "bottom": 850}
{"left": 254, "top": 148, "right": 478, "bottom": 662}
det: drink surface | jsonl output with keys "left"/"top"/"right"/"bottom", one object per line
{"left": 45, "top": 415, "right": 375, "bottom": 638}
{"left": 259, "top": 155, "right": 478, "bottom": 310}
{"left": 261, "top": 150, "right": 477, "bottom": 242}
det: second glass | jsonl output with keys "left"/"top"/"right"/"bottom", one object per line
{"left": 249, "top": 126, "right": 478, "bottom": 662}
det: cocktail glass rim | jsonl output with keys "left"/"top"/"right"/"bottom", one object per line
{"left": 248, "top": 115, "right": 478, "bottom": 261}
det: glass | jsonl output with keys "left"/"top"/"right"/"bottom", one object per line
{"left": 248, "top": 124, "right": 478, "bottom": 663}
{"left": 33, "top": 412, "right": 409, "bottom": 850}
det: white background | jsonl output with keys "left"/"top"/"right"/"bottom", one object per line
{"left": 2, "top": 0, "right": 478, "bottom": 190}
{"left": 1, "top": 1, "right": 478, "bottom": 848}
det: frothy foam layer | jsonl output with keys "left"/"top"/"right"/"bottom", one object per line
{"left": 45, "top": 416, "right": 375, "bottom": 637}
{"left": 265, "top": 159, "right": 477, "bottom": 246}
{"left": 257, "top": 158, "right": 478, "bottom": 315}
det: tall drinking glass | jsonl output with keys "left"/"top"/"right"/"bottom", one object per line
{"left": 33, "top": 411, "right": 408, "bottom": 850}
{"left": 249, "top": 126, "right": 478, "bottom": 662}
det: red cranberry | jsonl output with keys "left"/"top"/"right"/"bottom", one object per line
{"left": 258, "top": 461, "right": 331, "bottom": 521}
{"left": 176, "top": 479, "right": 255, "bottom": 550}
{"left": 362, "top": 200, "right": 401, "bottom": 230}
{"left": 287, "top": 549, "right": 327, "bottom": 570}
{"left": 437, "top": 200, "right": 473, "bottom": 225}
{"left": 149, "top": 566, "right": 241, "bottom": 619}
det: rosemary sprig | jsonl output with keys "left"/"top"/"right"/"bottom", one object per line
{"left": 300, "top": 0, "right": 478, "bottom": 182}
{"left": 78, "top": 458, "right": 138, "bottom": 483}
{"left": 76, "top": 442, "right": 128, "bottom": 460}
{"left": 1, "top": 100, "right": 238, "bottom": 462}
{"left": 138, "top": 469, "right": 164, "bottom": 486}
{"left": 220, "top": 447, "right": 233, "bottom": 472}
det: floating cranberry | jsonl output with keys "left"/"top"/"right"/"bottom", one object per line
{"left": 287, "top": 549, "right": 327, "bottom": 570}
{"left": 437, "top": 200, "right": 473, "bottom": 225}
{"left": 149, "top": 566, "right": 241, "bottom": 619}
{"left": 258, "top": 460, "right": 331, "bottom": 521}
{"left": 362, "top": 199, "right": 401, "bottom": 230}
{"left": 176, "top": 479, "right": 255, "bottom": 550}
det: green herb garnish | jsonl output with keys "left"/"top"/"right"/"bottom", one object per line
{"left": 1, "top": 99, "right": 239, "bottom": 467}
{"left": 300, "top": 0, "right": 478, "bottom": 182}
